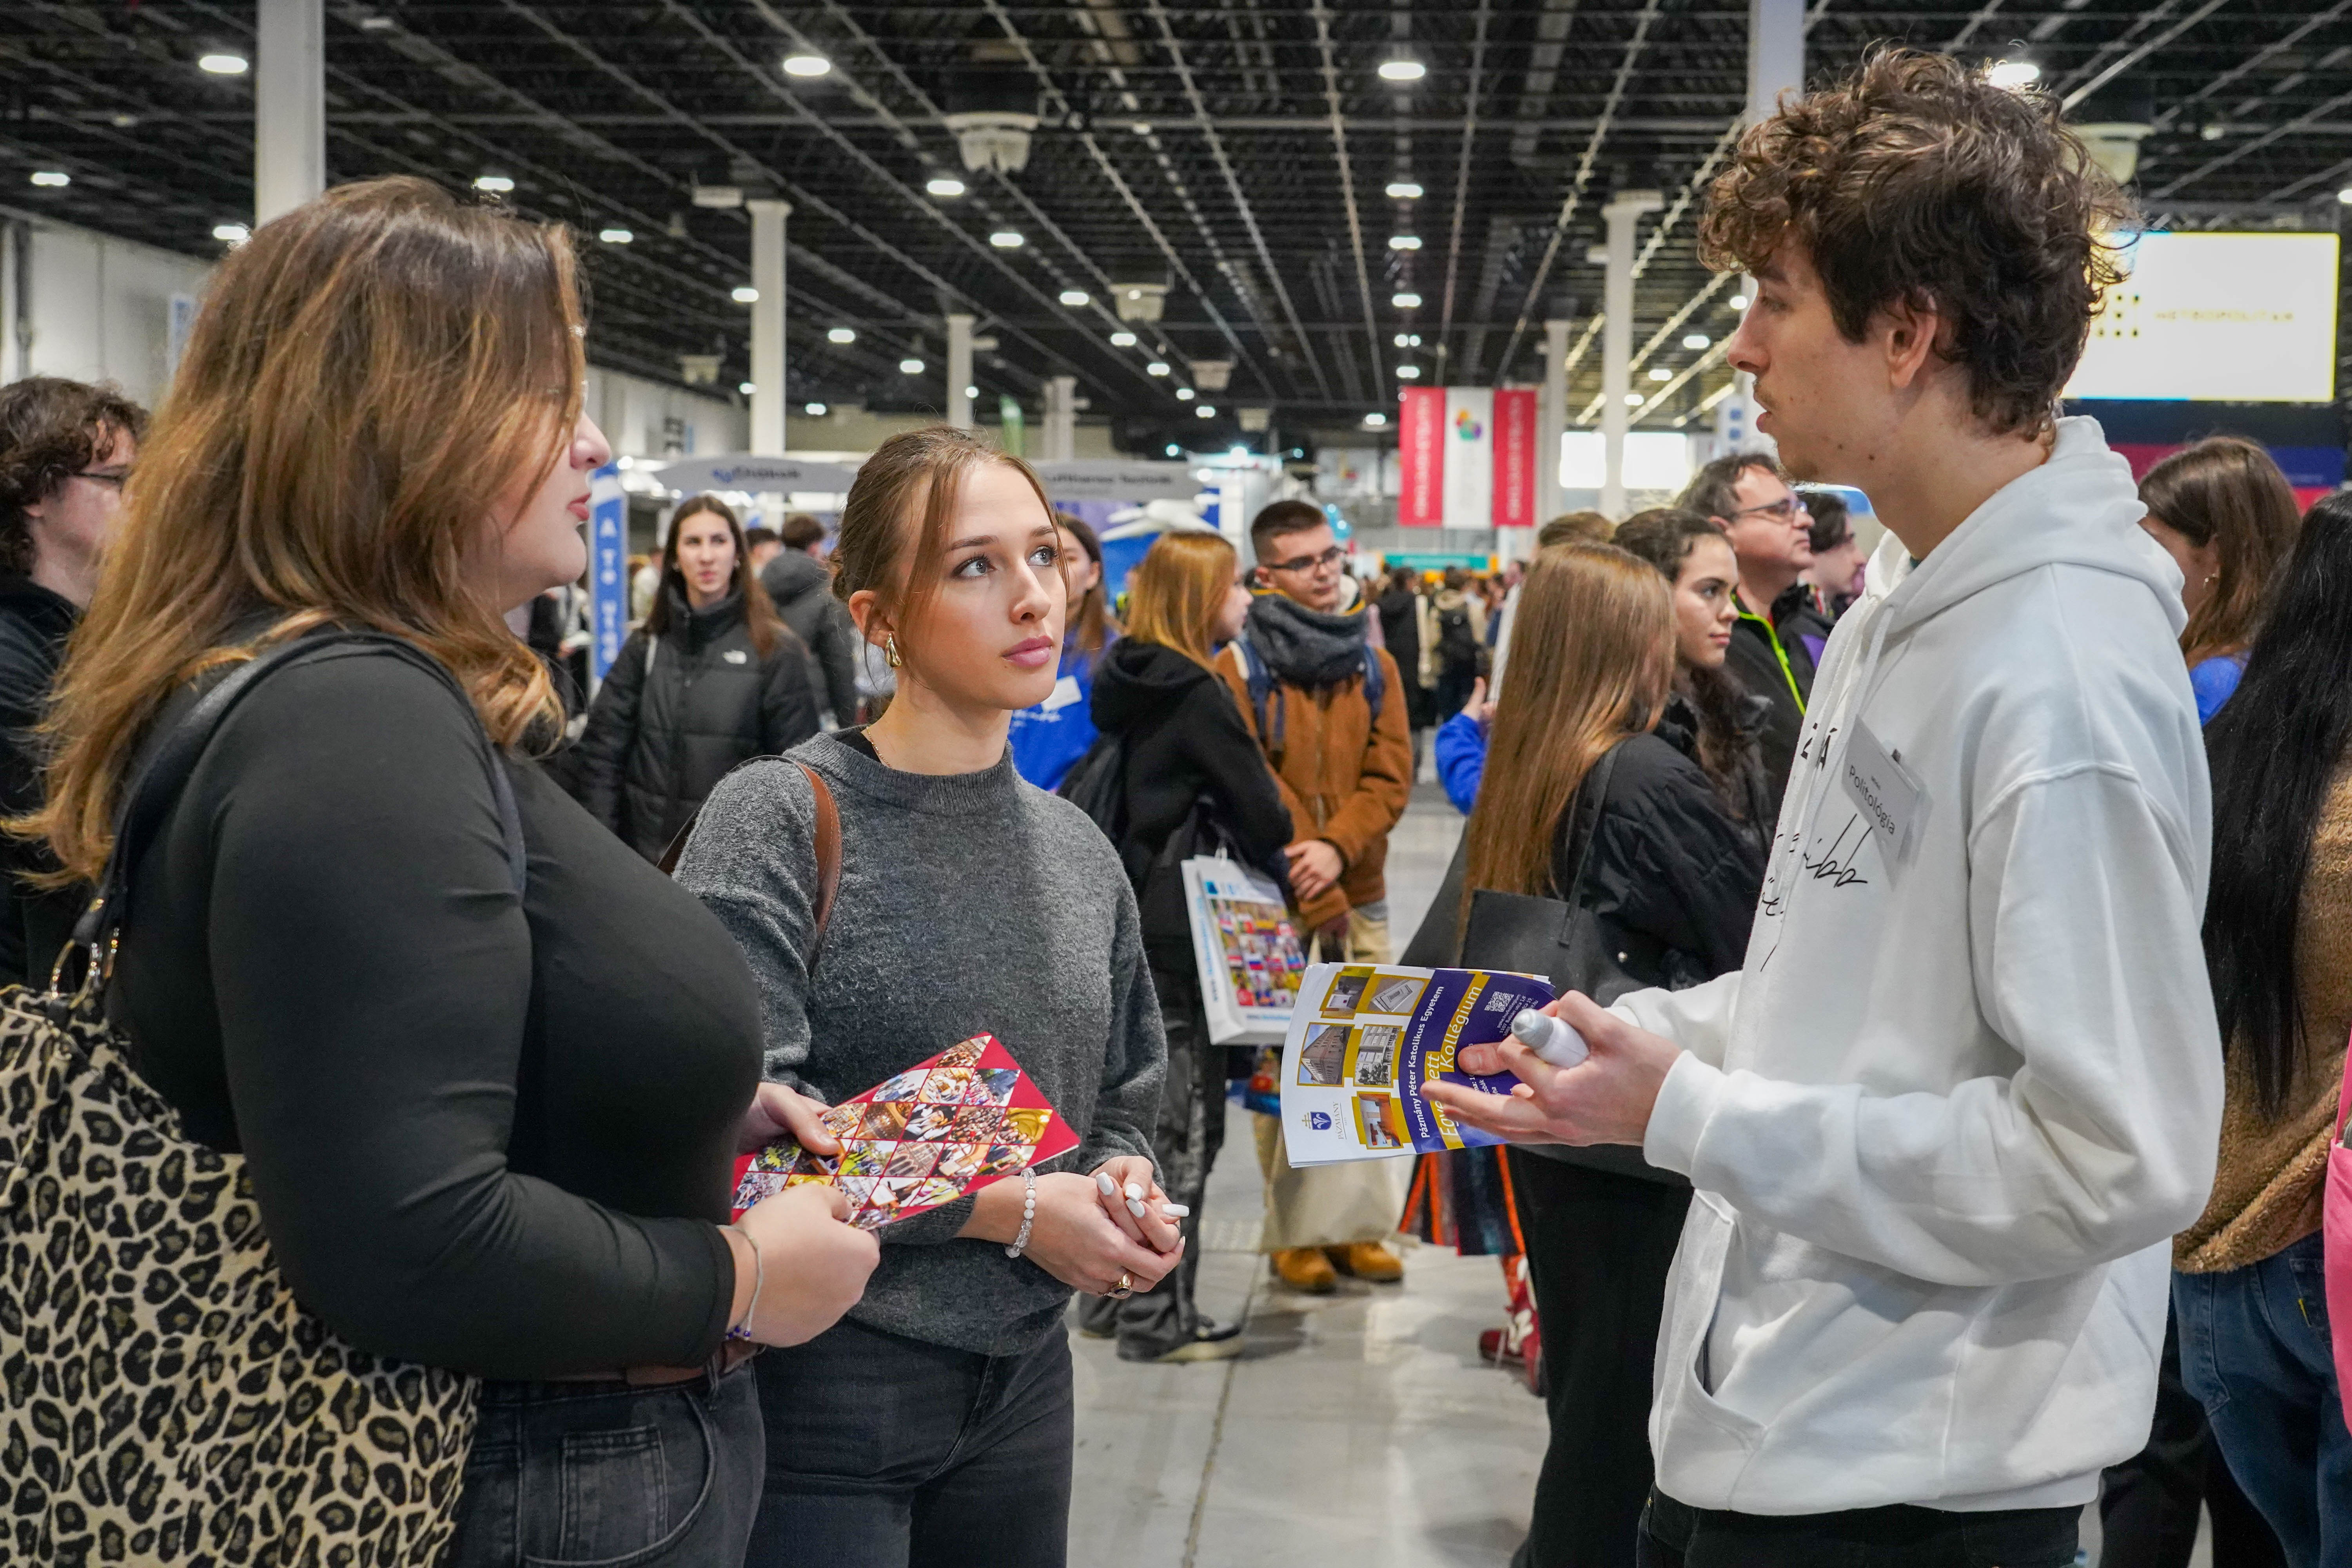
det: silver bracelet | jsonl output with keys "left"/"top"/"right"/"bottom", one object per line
{"left": 726, "top": 1223, "right": 764, "bottom": 1342}
{"left": 1004, "top": 1168, "right": 1038, "bottom": 1259}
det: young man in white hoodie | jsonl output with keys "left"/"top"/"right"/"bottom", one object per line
{"left": 1432, "top": 48, "right": 2223, "bottom": 1567}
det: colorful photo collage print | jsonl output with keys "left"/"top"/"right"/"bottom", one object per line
{"left": 1208, "top": 892, "right": 1308, "bottom": 1012}
{"left": 730, "top": 1034, "right": 1077, "bottom": 1231}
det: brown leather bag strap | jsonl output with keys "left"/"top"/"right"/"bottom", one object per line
{"left": 657, "top": 758, "right": 842, "bottom": 956}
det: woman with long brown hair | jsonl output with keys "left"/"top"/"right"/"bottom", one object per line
{"left": 673, "top": 425, "right": 1177, "bottom": 1568}
{"left": 571, "top": 491, "right": 818, "bottom": 860}
{"left": 20, "top": 176, "right": 880, "bottom": 1563}
{"left": 1008, "top": 512, "right": 1115, "bottom": 791}
{"left": 2136, "top": 435, "right": 2301, "bottom": 724}
{"left": 1436, "top": 541, "right": 1763, "bottom": 1568}
{"left": 1077, "top": 527, "right": 1290, "bottom": 1363}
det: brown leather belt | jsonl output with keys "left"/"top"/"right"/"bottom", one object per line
{"left": 551, "top": 1339, "right": 761, "bottom": 1387}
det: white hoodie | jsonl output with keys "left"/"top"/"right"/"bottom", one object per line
{"left": 1619, "top": 417, "right": 2223, "bottom": 1514}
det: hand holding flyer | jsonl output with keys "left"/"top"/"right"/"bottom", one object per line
{"left": 731, "top": 1035, "right": 1078, "bottom": 1230}
{"left": 1278, "top": 962, "right": 1558, "bottom": 1165}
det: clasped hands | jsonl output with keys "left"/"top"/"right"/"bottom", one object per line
{"left": 1421, "top": 991, "right": 1682, "bottom": 1149}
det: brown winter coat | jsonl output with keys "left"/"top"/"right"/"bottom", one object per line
{"left": 2176, "top": 764, "right": 2352, "bottom": 1275}
{"left": 1216, "top": 642, "right": 1414, "bottom": 931}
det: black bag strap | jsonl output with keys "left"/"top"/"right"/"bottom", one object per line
{"left": 65, "top": 631, "right": 524, "bottom": 988}
{"left": 1553, "top": 741, "right": 1626, "bottom": 915}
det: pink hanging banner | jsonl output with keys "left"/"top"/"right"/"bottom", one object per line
{"left": 1492, "top": 388, "right": 1538, "bottom": 531}
{"left": 1397, "top": 388, "right": 1446, "bottom": 528}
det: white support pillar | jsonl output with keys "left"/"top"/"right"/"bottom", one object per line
{"left": 1537, "top": 317, "right": 1572, "bottom": 526}
{"left": 1748, "top": 0, "right": 1805, "bottom": 124}
{"left": 1042, "top": 375, "right": 1078, "bottom": 462}
{"left": 1600, "top": 190, "right": 1662, "bottom": 519}
{"left": 747, "top": 199, "right": 790, "bottom": 456}
{"left": 254, "top": 0, "right": 325, "bottom": 226}
{"left": 946, "top": 314, "right": 976, "bottom": 429}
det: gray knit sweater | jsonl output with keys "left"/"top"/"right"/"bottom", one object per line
{"left": 675, "top": 731, "right": 1165, "bottom": 1355}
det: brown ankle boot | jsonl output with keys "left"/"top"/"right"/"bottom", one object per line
{"left": 1326, "top": 1241, "right": 1404, "bottom": 1283}
{"left": 1271, "top": 1246, "right": 1339, "bottom": 1293}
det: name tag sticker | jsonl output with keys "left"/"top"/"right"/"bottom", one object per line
{"left": 1841, "top": 719, "right": 1927, "bottom": 865}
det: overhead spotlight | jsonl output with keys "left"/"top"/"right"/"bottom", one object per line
{"left": 828, "top": 327, "right": 857, "bottom": 343}
{"left": 1396, "top": 365, "right": 1422, "bottom": 379}
{"left": 1623, "top": 392, "right": 1645, "bottom": 406}
{"left": 1176, "top": 388, "right": 1196, "bottom": 401}
{"left": 805, "top": 401, "right": 829, "bottom": 416}
{"left": 1388, "top": 234, "right": 1422, "bottom": 251}
{"left": 1393, "top": 333, "right": 1411, "bottom": 347}
{"left": 965, "top": 384, "right": 979, "bottom": 399}
{"left": 1377, "top": 58, "right": 1426, "bottom": 82}
{"left": 1392, "top": 291, "right": 1422, "bottom": 309}
{"left": 782, "top": 54, "right": 833, "bottom": 77}
{"left": 474, "top": 173, "right": 515, "bottom": 194}
{"left": 1363, "top": 412, "right": 1389, "bottom": 427}
{"left": 1165, "top": 443, "right": 1182, "bottom": 456}
{"left": 1682, "top": 333, "right": 1710, "bottom": 350}
{"left": 1146, "top": 361, "right": 1171, "bottom": 376}
{"left": 1386, "top": 180, "right": 1423, "bottom": 200}
{"left": 212, "top": 222, "right": 250, "bottom": 244}
{"left": 1985, "top": 58, "right": 2040, "bottom": 90}
{"left": 1058, "top": 289, "right": 1091, "bottom": 306}
{"left": 899, "top": 357, "right": 925, "bottom": 374}
{"left": 732, "top": 285, "right": 760, "bottom": 303}
{"left": 926, "top": 176, "right": 966, "bottom": 198}
{"left": 198, "top": 52, "right": 249, "bottom": 75}
{"left": 1729, "top": 294, "right": 1750, "bottom": 311}
{"left": 2201, "top": 123, "right": 2227, "bottom": 142}
{"left": 2338, "top": 187, "right": 2352, "bottom": 207}
{"left": 28, "top": 171, "right": 69, "bottom": 188}
{"left": 1132, "top": 123, "right": 1153, "bottom": 136}
{"left": 356, "top": 13, "right": 396, "bottom": 30}
{"left": 1196, "top": 406, "right": 1216, "bottom": 418}
{"left": 1110, "top": 331, "right": 1139, "bottom": 347}
{"left": 988, "top": 230, "right": 1025, "bottom": 249}
{"left": 1648, "top": 367, "right": 1674, "bottom": 381}
{"left": 739, "top": 381, "right": 757, "bottom": 395}
{"left": 599, "top": 227, "right": 634, "bottom": 244}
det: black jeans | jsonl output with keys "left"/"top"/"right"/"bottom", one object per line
{"left": 1508, "top": 1150, "right": 1690, "bottom": 1568}
{"left": 1637, "top": 1493, "right": 2079, "bottom": 1568}
{"left": 744, "top": 1315, "right": 1074, "bottom": 1568}
{"left": 445, "top": 1357, "right": 764, "bottom": 1567}
{"left": 2100, "top": 1305, "right": 2284, "bottom": 1568}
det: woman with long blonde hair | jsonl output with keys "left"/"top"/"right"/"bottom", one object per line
{"left": 1077, "top": 526, "right": 1290, "bottom": 1363}
{"left": 1424, "top": 541, "right": 1763, "bottom": 1568}
{"left": 23, "top": 176, "right": 880, "bottom": 1563}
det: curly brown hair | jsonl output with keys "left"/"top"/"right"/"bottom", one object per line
{"left": 0, "top": 377, "right": 148, "bottom": 577}
{"left": 1697, "top": 46, "right": 2133, "bottom": 436}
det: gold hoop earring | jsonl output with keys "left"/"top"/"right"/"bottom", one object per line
{"left": 884, "top": 635, "right": 903, "bottom": 670}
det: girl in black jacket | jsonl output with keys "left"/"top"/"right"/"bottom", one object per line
{"left": 573, "top": 494, "right": 820, "bottom": 860}
{"left": 1082, "top": 528, "right": 1291, "bottom": 1363}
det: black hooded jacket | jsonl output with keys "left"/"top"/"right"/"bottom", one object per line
{"left": 0, "top": 576, "right": 81, "bottom": 985}
{"left": 759, "top": 548, "right": 860, "bottom": 724}
{"left": 571, "top": 587, "right": 820, "bottom": 861}
{"left": 1089, "top": 639, "right": 1293, "bottom": 959}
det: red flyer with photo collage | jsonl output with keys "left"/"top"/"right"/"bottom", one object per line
{"left": 730, "top": 1034, "right": 1079, "bottom": 1231}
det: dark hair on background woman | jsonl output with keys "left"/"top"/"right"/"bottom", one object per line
{"left": 642, "top": 493, "right": 787, "bottom": 657}
{"left": 2205, "top": 491, "right": 2352, "bottom": 1120}
{"left": 1057, "top": 513, "right": 1112, "bottom": 664}
{"left": 1613, "top": 508, "right": 1767, "bottom": 826}
{"left": 2140, "top": 436, "right": 2300, "bottom": 668}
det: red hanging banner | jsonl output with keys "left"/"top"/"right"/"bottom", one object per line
{"left": 1397, "top": 388, "right": 1446, "bottom": 528}
{"left": 1491, "top": 388, "right": 1538, "bottom": 531}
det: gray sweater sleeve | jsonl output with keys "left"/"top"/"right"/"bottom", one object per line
{"left": 673, "top": 759, "right": 821, "bottom": 1096}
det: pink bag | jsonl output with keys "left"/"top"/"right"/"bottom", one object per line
{"left": 2326, "top": 1023, "right": 2352, "bottom": 1427}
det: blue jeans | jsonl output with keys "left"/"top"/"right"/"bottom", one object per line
{"left": 2176, "top": 1233, "right": 2352, "bottom": 1568}
{"left": 744, "top": 1315, "right": 1074, "bottom": 1568}
{"left": 443, "top": 1358, "right": 764, "bottom": 1567}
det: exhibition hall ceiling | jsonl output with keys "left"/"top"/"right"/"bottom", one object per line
{"left": 5, "top": 0, "right": 2351, "bottom": 446}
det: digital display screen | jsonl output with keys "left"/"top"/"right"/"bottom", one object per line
{"left": 2064, "top": 231, "right": 2339, "bottom": 404}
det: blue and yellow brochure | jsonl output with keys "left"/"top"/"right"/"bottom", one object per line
{"left": 1278, "top": 962, "right": 1557, "bottom": 1165}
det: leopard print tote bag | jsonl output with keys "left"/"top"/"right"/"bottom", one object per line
{"left": 0, "top": 635, "right": 510, "bottom": 1566}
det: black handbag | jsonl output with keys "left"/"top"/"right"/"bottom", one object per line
{"left": 1402, "top": 742, "right": 1687, "bottom": 1187}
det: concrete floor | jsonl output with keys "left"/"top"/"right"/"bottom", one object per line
{"left": 1066, "top": 782, "right": 2204, "bottom": 1568}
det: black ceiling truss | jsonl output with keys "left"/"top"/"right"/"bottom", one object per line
{"left": 4, "top": 0, "right": 2352, "bottom": 452}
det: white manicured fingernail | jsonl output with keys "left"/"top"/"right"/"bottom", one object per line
{"left": 1159, "top": 1203, "right": 1191, "bottom": 1218}
{"left": 1123, "top": 1182, "right": 1143, "bottom": 1201}
{"left": 1095, "top": 1171, "right": 1117, "bottom": 1196}
{"left": 1126, "top": 1197, "right": 1148, "bottom": 1218}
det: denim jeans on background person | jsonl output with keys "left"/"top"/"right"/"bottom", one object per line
{"left": 745, "top": 1314, "right": 1074, "bottom": 1568}
{"left": 2176, "top": 1232, "right": 2352, "bottom": 1568}
{"left": 1636, "top": 1493, "right": 2078, "bottom": 1568}
{"left": 443, "top": 1357, "right": 763, "bottom": 1567}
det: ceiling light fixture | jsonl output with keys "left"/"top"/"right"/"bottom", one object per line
{"left": 1396, "top": 365, "right": 1422, "bottom": 379}
{"left": 1363, "top": 412, "right": 1389, "bottom": 427}
{"left": 1058, "top": 289, "right": 1091, "bottom": 306}
{"left": 198, "top": 52, "right": 249, "bottom": 75}
{"left": 899, "top": 358, "right": 925, "bottom": 374}
{"left": 1729, "top": 294, "right": 1750, "bottom": 311}
{"left": 781, "top": 54, "right": 832, "bottom": 77}
{"left": 357, "top": 13, "right": 396, "bottom": 30}
{"left": 988, "top": 230, "right": 1025, "bottom": 249}
{"left": 1165, "top": 443, "right": 1182, "bottom": 456}
{"left": 925, "top": 176, "right": 965, "bottom": 198}
{"left": 1648, "top": 367, "right": 1674, "bottom": 381}
{"left": 965, "top": 384, "right": 979, "bottom": 399}
{"left": 1388, "top": 234, "right": 1422, "bottom": 251}
{"left": 1377, "top": 58, "right": 1426, "bottom": 82}
{"left": 1197, "top": 406, "right": 1216, "bottom": 418}
{"left": 1392, "top": 291, "right": 1422, "bottom": 309}
{"left": 1985, "top": 58, "right": 2040, "bottom": 90}
{"left": 1682, "top": 333, "right": 1710, "bottom": 350}
{"left": 212, "top": 222, "right": 250, "bottom": 244}
{"left": 1176, "top": 388, "right": 1196, "bottom": 401}
{"left": 805, "top": 401, "right": 829, "bottom": 416}
{"left": 1110, "top": 331, "right": 1138, "bottom": 347}
{"left": 473, "top": 173, "right": 515, "bottom": 194}
{"left": 28, "top": 171, "right": 69, "bottom": 188}
{"left": 599, "top": 227, "right": 633, "bottom": 244}
{"left": 1624, "top": 392, "right": 1645, "bottom": 406}
{"left": 1386, "top": 180, "right": 1423, "bottom": 200}
{"left": 731, "top": 285, "right": 759, "bottom": 303}
{"left": 1147, "top": 361, "right": 1171, "bottom": 376}
{"left": 739, "top": 381, "right": 757, "bottom": 395}
{"left": 827, "top": 327, "right": 856, "bottom": 343}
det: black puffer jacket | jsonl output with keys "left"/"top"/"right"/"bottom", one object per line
{"left": 1656, "top": 683, "right": 1775, "bottom": 858}
{"left": 0, "top": 576, "right": 81, "bottom": 986}
{"left": 759, "top": 548, "right": 860, "bottom": 724}
{"left": 1089, "top": 639, "right": 1293, "bottom": 961}
{"left": 571, "top": 587, "right": 820, "bottom": 860}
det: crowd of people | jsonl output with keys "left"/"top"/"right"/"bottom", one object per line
{"left": 0, "top": 43, "right": 2347, "bottom": 1568}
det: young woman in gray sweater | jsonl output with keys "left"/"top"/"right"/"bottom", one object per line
{"left": 676, "top": 426, "right": 1178, "bottom": 1568}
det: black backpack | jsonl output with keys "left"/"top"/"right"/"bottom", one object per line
{"left": 1436, "top": 600, "right": 1478, "bottom": 668}
{"left": 1056, "top": 731, "right": 1133, "bottom": 866}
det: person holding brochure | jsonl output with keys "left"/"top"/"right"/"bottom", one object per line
{"left": 1430, "top": 51, "right": 2221, "bottom": 1568}
{"left": 676, "top": 424, "right": 1178, "bottom": 1568}
{"left": 1076, "top": 527, "right": 1292, "bottom": 1363}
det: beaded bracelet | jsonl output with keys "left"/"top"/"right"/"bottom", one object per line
{"left": 1004, "top": 1168, "right": 1039, "bottom": 1259}
{"left": 726, "top": 1223, "right": 764, "bottom": 1343}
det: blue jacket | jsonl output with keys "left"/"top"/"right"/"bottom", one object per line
{"left": 2189, "top": 653, "right": 2244, "bottom": 727}
{"left": 1434, "top": 708, "right": 1488, "bottom": 815}
{"left": 1008, "top": 641, "right": 1104, "bottom": 792}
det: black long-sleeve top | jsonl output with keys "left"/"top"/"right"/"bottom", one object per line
{"left": 110, "top": 647, "right": 762, "bottom": 1379}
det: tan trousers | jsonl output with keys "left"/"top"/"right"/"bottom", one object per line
{"left": 1254, "top": 907, "right": 1414, "bottom": 1253}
